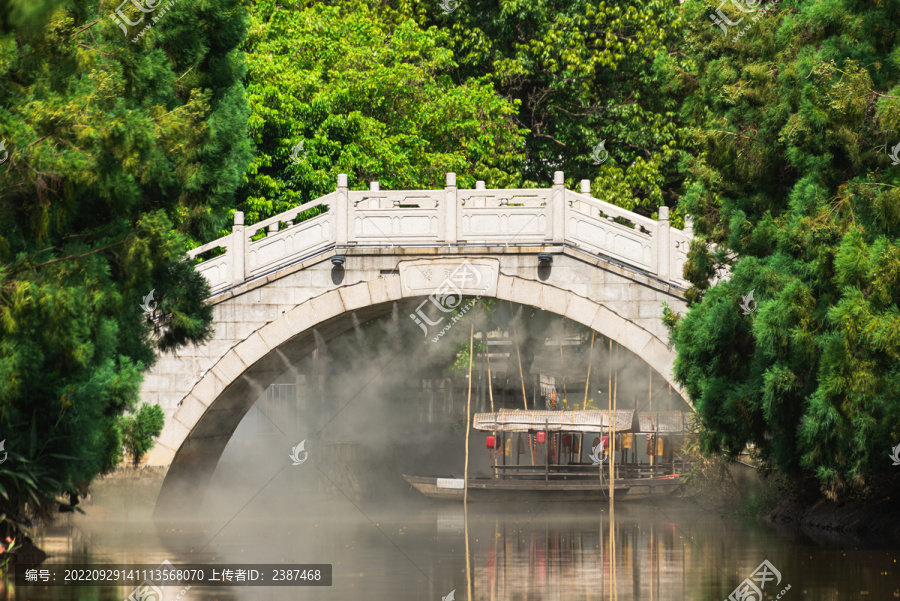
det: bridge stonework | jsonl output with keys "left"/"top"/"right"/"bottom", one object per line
{"left": 142, "top": 173, "right": 694, "bottom": 514}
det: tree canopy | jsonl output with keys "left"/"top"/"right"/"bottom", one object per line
{"left": 666, "top": 0, "right": 900, "bottom": 496}
{"left": 0, "top": 0, "right": 251, "bottom": 524}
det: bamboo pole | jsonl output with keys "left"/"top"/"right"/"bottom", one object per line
{"left": 486, "top": 339, "right": 495, "bottom": 413}
{"left": 583, "top": 331, "right": 595, "bottom": 410}
{"left": 612, "top": 348, "right": 617, "bottom": 496}
{"left": 607, "top": 339, "right": 612, "bottom": 463}
{"left": 513, "top": 325, "right": 528, "bottom": 411}
{"left": 465, "top": 325, "right": 474, "bottom": 505}
{"left": 578, "top": 331, "right": 596, "bottom": 460}
{"left": 465, "top": 502, "right": 473, "bottom": 601}
{"left": 487, "top": 336, "right": 497, "bottom": 479}
{"left": 610, "top": 342, "right": 617, "bottom": 504}
{"left": 511, "top": 324, "right": 535, "bottom": 465}
{"left": 558, "top": 338, "right": 568, "bottom": 403}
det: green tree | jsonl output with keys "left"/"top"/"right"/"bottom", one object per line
{"left": 236, "top": 0, "right": 527, "bottom": 227}
{"left": 0, "top": 0, "right": 251, "bottom": 528}
{"left": 118, "top": 404, "right": 165, "bottom": 468}
{"left": 666, "top": 0, "right": 900, "bottom": 497}
{"left": 394, "top": 0, "right": 694, "bottom": 224}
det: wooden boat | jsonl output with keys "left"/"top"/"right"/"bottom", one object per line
{"left": 404, "top": 409, "right": 690, "bottom": 502}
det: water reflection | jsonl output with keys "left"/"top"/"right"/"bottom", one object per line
{"left": 3, "top": 498, "right": 898, "bottom": 600}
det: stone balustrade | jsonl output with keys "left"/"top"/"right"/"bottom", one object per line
{"left": 188, "top": 172, "right": 694, "bottom": 294}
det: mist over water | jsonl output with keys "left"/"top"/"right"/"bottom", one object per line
{"left": 12, "top": 301, "right": 899, "bottom": 600}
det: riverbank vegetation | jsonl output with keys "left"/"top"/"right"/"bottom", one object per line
{"left": 0, "top": 0, "right": 250, "bottom": 539}
{"left": 663, "top": 0, "right": 900, "bottom": 502}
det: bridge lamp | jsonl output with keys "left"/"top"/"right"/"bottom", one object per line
{"left": 331, "top": 256, "right": 346, "bottom": 266}
{"left": 538, "top": 253, "right": 553, "bottom": 264}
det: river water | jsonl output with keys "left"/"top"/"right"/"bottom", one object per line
{"left": 8, "top": 489, "right": 899, "bottom": 601}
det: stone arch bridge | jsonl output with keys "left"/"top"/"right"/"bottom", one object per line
{"left": 142, "top": 172, "right": 696, "bottom": 514}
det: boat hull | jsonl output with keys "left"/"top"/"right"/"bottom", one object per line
{"left": 403, "top": 475, "right": 680, "bottom": 502}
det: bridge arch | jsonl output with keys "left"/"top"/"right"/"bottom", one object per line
{"left": 150, "top": 248, "right": 688, "bottom": 516}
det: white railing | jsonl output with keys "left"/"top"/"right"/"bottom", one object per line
{"left": 189, "top": 172, "right": 694, "bottom": 294}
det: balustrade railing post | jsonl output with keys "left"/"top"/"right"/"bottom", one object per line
{"left": 580, "top": 180, "right": 592, "bottom": 197}
{"left": 657, "top": 206, "right": 671, "bottom": 280}
{"left": 552, "top": 171, "right": 565, "bottom": 243}
{"left": 685, "top": 214, "right": 694, "bottom": 238}
{"left": 336, "top": 173, "right": 349, "bottom": 245}
{"left": 445, "top": 172, "right": 457, "bottom": 244}
{"left": 231, "top": 211, "right": 246, "bottom": 285}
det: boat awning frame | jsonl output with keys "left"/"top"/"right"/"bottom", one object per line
{"left": 473, "top": 410, "right": 635, "bottom": 433}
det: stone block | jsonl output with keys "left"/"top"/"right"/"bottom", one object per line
{"left": 191, "top": 373, "right": 220, "bottom": 407}
{"left": 368, "top": 278, "right": 390, "bottom": 305}
{"left": 511, "top": 278, "right": 542, "bottom": 308}
{"left": 618, "top": 323, "right": 653, "bottom": 357}
{"left": 539, "top": 285, "right": 568, "bottom": 316}
{"left": 310, "top": 290, "right": 345, "bottom": 322}
{"left": 639, "top": 337, "right": 676, "bottom": 376}
{"left": 258, "top": 317, "right": 293, "bottom": 350}
{"left": 146, "top": 444, "right": 176, "bottom": 466}
{"left": 233, "top": 331, "right": 271, "bottom": 368}
{"left": 384, "top": 275, "right": 403, "bottom": 301}
{"left": 496, "top": 274, "right": 514, "bottom": 303}
{"left": 174, "top": 394, "right": 208, "bottom": 431}
{"left": 592, "top": 305, "right": 625, "bottom": 343}
{"left": 339, "top": 283, "right": 372, "bottom": 312}
{"left": 564, "top": 294, "right": 598, "bottom": 328}
{"left": 211, "top": 349, "right": 247, "bottom": 384}
{"left": 284, "top": 303, "right": 318, "bottom": 335}
{"left": 157, "top": 419, "right": 190, "bottom": 454}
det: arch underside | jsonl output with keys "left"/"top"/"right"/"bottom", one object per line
{"left": 153, "top": 270, "right": 687, "bottom": 517}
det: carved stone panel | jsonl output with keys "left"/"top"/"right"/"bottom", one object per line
{"left": 398, "top": 258, "right": 500, "bottom": 298}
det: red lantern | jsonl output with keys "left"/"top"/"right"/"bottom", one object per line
{"left": 536, "top": 431, "right": 546, "bottom": 444}
{"left": 486, "top": 435, "right": 497, "bottom": 449}
{"left": 561, "top": 434, "right": 572, "bottom": 447}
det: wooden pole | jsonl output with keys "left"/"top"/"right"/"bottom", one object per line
{"left": 465, "top": 501, "right": 473, "bottom": 601}
{"left": 577, "top": 331, "right": 596, "bottom": 460}
{"left": 512, "top": 325, "right": 535, "bottom": 465}
{"left": 465, "top": 325, "right": 474, "bottom": 505}
{"left": 486, "top": 340, "right": 495, "bottom": 413}
{"left": 559, "top": 338, "right": 568, "bottom": 403}
{"left": 487, "top": 337, "right": 497, "bottom": 479}
{"left": 513, "top": 325, "right": 528, "bottom": 411}
{"left": 582, "top": 331, "right": 595, "bottom": 410}
{"left": 609, "top": 342, "right": 616, "bottom": 504}
{"left": 607, "top": 339, "right": 612, "bottom": 463}
{"left": 612, "top": 343, "right": 617, "bottom": 504}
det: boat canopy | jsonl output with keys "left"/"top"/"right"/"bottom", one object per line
{"left": 473, "top": 409, "right": 635, "bottom": 433}
{"left": 637, "top": 412, "right": 691, "bottom": 433}
{"left": 472, "top": 409, "right": 693, "bottom": 434}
